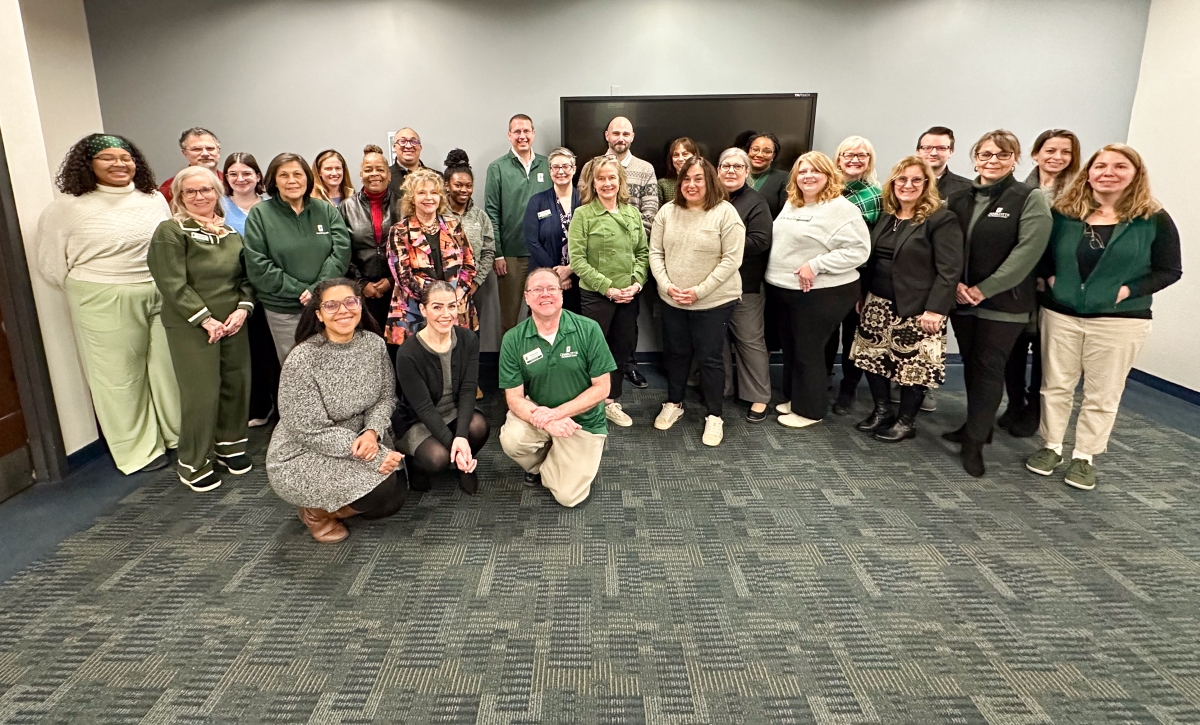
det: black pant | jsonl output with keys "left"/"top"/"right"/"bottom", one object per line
{"left": 247, "top": 301, "right": 281, "bottom": 420}
{"left": 768, "top": 282, "right": 859, "bottom": 420}
{"left": 824, "top": 280, "right": 864, "bottom": 396}
{"left": 563, "top": 274, "right": 582, "bottom": 315}
{"left": 661, "top": 301, "right": 736, "bottom": 417}
{"left": 950, "top": 312, "right": 1026, "bottom": 443}
{"left": 866, "top": 372, "right": 925, "bottom": 420}
{"left": 348, "top": 472, "right": 406, "bottom": 520}
{"left": 580, "top": 289, "right": 640, "bottom": 401}
{"left": 621, "top": 276, "right": 655, "bottom": 373}
{"left": 1004, "top": 329, "right": 1042, "bottom": 411}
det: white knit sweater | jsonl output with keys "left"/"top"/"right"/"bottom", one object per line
{"left": 764, "top": 196, "right": 871, "bottom": 291}
{"left": 36, "top": 183, "right": 170, "bottom": 287}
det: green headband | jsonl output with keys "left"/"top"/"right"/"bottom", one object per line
{"left": 84, "top": 135, "right": 132, "bottom": 158}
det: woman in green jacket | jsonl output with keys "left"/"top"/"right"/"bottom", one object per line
{"left": 567, "top": 156, "right": 649, "bottom": 428}
{"left": 243, "top": 153, "right": 351, "bottom": 362}
{"left": 1025, "top": 144, "right": 1182, "bottom": 491}
{"left": 149, "top": 167, "right": 257, "bottom": 491}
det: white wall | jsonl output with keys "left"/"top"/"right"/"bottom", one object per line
{"left": 1125, "top": 0, "right": 1198, "bottom": 391}
{"left": 87, "top": 0, "right": 1150, "bottom": 186}
{"left": 0, "top": 0, "right": 102, "bottom": 454}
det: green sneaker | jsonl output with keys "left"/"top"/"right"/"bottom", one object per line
{"left": 1025, "top": 447, "right": 1063, "bottom": 476}
{"left": 1064, "top": 459, "right": 1096, "bottom": 491}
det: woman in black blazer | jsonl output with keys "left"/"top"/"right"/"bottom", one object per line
{"left": 393, "top": 281, "right": 489, "bottom": 494}
{"left": 850, "top": 156, "right": 963, "bottom": 442}
{"left": 523, "top": 147, "right": 582, "bottom": 312}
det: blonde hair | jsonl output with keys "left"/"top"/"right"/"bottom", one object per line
{"left": 835, "top": 135, "right": 878, "bottom": 185}
{"left": 880, "top": 156, "right": 942, "bottom": 225}
{"left": 786, "top": 151, "right": 844, "bottom": 208}
{"left": 578, "top": 156, "right": 631, "bottom": 205}
{"left": 169, "top": 166, "right": 226, "bottom": 223}
{"left": 311, "top": 149, "right": 354, "bottom": 202}
{"left": 970, "top": 129, "right": 1022, "bottom": 164}
{"left": 399, "top": 168, "right": 451, "bottom": 219}
{"left": 1053, "top": 144, "right": 1162, "bottom": 222}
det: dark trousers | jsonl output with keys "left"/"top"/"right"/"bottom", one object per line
{"left": 661, "top": 301, "right": 736, "bottom": 416}
{"left": 622, "top": 276, "right": 656, "bottom": 373}
{"left": 866, "top": 372, "right": 925, "bottom": 420}
{"left": 247, "top": 301, "right": 280, "bottom": 420}
{"left": 349, "top": 472, "right": 406, "bottom": 520}
{"left": 950, "top": 312, "right": 1026, "bottom": 443}
{"left": 824, "top": 280, "right": 864, "bottom": 396}
{"left": 563, "top": 275, "right": 582, "bottom": 315}
{"left": 580, "top": 290, "right": 640, "bottom": 401}
{"left": 1004, "top": 329, "right": 1042, "bottom": 411}
{"left": 768, "top": 281, "right": 859, "bottom": 420}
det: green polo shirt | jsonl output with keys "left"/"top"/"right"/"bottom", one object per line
{"left": 498, "top": 310, "right": 617, "bottom": 435}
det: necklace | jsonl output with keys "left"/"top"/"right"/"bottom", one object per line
{"left": 417, "top": 217, "right": 440, "bottom": 236}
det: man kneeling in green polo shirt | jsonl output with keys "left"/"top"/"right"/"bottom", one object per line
{"left": 499, "top": 268, "right": 617, "bottom": 507}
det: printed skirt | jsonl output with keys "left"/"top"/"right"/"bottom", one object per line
{"left": 849, "top": 293, "right": 947, "bottom": 388}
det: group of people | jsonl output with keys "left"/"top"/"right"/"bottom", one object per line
{"left": 34, "top": 113, "right": 1181, "bottom": 542}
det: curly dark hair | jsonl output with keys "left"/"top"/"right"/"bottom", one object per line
{"left": 443, "top": 148, "right": 472, "bottom": 183}
{"left": 55, "top": 134, "right": 157, "bottom": 197}
{"left": 294, "top": 277, "right": 382, "bottom": 346}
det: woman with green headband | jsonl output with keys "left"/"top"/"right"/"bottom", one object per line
{"left": 36, "top": 133, "right": 181, "bottom": 475}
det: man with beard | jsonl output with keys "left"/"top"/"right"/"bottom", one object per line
{"left": 388, "top": 126, "right": 428, "bottom": 196}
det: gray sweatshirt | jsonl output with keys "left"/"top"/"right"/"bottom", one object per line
{"left": 764, "top": 196, "right": 870, "bottom": 290}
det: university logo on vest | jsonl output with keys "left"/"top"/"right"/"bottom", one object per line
{"left": 560, "top": 345, "right": 578, "bottom": 359}
{"left": 316, "top": 224, "right": 330, "bottom": 235}
{"left": 987, "top": 207, "right": 1011, "bottom": 219}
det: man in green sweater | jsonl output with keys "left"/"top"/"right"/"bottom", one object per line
{"left": 485, "top": 114, "right": 551, "bottom": 332}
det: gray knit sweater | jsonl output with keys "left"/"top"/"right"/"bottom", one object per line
{"left": 764, "top": 197, "right": 870, "bottom": 290}
{"left": 649, "top": 201, "right": 745, "bottom": 310}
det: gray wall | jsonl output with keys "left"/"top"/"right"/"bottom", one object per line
{"left": 87, "top": 0, "right": 1150, "bottom": 185}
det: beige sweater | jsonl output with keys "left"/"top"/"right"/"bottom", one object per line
{"left": 36, "top": 183, "right": 170, "bottom": 287}
{"left": 649, "top": 201, "right": 745, "bottom": 310}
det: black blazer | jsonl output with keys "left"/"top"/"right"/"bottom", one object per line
{"left": 393, "top": 327, "right": 480, "bottom": 448}
{"left": 523, "top": 186, "right": 581, "bottom": 270}
{"left": 863, "top": 207, "right": 963, "bottom": 318}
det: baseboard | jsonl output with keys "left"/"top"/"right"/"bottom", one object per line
{"left": 65, "top": 439, "right": 108, "bottom": 471}
{"left": 1128, "top": 369, "right": 1200, "bottom": 407}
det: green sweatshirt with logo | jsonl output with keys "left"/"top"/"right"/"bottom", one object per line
{"left": 243, "top": 195, "right": 351, "bottom": 313}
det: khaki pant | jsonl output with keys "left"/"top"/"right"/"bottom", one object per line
{"left": 496, "top": 256, "right": 529, "bottom": 333}
{"left": 65, "top": 278, "right": 181, "bottom": 473}
{"left": 264, "top": 309, "right": 302, "bottom": 363}
{"left": 1039, "top": 308, "right": 1151, "bottom": 456}
{"left": 499, "top": 411, "right": 605, "bottom": 507}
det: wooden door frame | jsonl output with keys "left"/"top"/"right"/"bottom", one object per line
{"left": 0, "top": 129, "right": 69, "bottom": 485}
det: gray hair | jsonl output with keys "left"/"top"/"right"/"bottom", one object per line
{"left": 170, "top": 166, "right": 226, "bottom": 223}
{"left": 719, "top": 147, "right": 751, "bottom": 168}
{"left": 547, "top": 146, "right": 576, "bottom": 164}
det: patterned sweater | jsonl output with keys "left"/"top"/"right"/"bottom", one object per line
{"left": 621, "top": 154, "right": 659, "bottom": 238}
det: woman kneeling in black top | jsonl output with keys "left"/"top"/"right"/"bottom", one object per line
{"left": 852, "top": 157, "right": 963, "bottom": 441}
{"left": 394, "top": 281, "right": 489, "bottom": 494}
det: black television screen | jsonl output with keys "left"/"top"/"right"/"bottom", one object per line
{"left": 559, "top": 93, "right": 817, "bottom": 180}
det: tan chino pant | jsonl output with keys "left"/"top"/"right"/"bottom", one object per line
{"left": 496, "top": 256, "right": 530, "bottom": 333}
{"left": 499, "top": 411, "right": 605, "bottom": 507}
{"left": 1039, "top": 307, "right": 1151, "bottom": 457}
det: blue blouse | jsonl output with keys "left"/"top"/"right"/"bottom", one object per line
{"left": 220, "top": 195, "right": 267, "bottom": 235}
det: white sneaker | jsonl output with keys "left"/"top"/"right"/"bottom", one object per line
{"left": 605, "top": 402, "right": 633, "bottom": 427}
{"left": 654, "top": 402, "right": 684, "bottom": 430}
{"left": 702, "top": 415, "right": 724, "bottom": 446}
{"left": 778, "top": 412, "right": 821, "bottom": 428}
{"left": 775, "top": 401, "right": 791, "bottom": 415}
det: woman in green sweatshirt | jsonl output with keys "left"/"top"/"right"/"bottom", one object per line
{"left": 243, "top": 153, "right": 351, "bottom": 362}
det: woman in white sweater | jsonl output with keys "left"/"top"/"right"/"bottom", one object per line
{"left": 765, "top": 151, "right": 871, "bottom": 428}
{"left": 36, "top": 134, "right": 181, "bottom": 474}
{"left": 649, "top": 158, "right": 745, "bottom": 447}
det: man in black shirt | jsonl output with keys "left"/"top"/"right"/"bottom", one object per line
{"left": 918, "top": 126, "right": 972, "bottom": 199}
{"left": 388, "top": 127, "right": 427, "bottom": 196}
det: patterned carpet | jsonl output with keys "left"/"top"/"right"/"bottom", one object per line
{"left": 1, "top": 388, "right": 1199, "bottom": 724}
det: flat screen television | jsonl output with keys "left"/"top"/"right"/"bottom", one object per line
{"left": 559, "top": 93, "right": 817, "bottom": 180}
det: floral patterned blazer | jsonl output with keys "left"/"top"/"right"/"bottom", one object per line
{"left": 384, "top": 215, "right": 477, "bottom": 345}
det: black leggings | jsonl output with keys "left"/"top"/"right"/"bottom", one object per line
{"left": 348, "top": 472, "right": 406, "bottom": 520}
{"left": 950, "top": 312, "right": 1026, "bottom": 443}
{"left": 866, "top": 372, "right": 926, "bottom": 420}
{"left": 408, "top": 411, "right": 490, "bottom": 490}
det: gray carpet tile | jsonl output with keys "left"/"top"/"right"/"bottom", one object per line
{"left": 1, "top": 388, "right": 1199, "bottom": 724}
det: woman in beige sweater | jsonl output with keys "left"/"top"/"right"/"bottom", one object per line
{"left": 649, "top": 158, "right": 745, "bottom": 446}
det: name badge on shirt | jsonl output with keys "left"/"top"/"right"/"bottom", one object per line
{"left": 537, "top": 173, "right": 545, "bottom": 183}
{"left": 523, "top": 348, "right": 544, "bottom": 365}
{"left": 537, "top": 209, "right": 552, "bottom": 219}
{"left": 190, "top": 232, "right": 212, "bottom": 243}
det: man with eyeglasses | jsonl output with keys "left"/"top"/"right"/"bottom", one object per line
{"left": 159, "top": 127, "right": 222, "bottom": 202}
{"left": 498, "top": 268, "right": 616, "bottom": 508}
{"left": 916, "top": 126, "right": 972, "bottom": 199}
{"left": 388, "top": 127, "right": 428, "bottom": 196}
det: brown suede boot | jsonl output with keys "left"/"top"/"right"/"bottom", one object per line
{"left": 297, "top": 507, "right": 349, "bottom": 543}
{"left": 332, "top": 505, "right": 360, "bottom": 520}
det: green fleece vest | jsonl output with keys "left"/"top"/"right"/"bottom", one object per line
{"left": 1049, "top": 211, "right": 1155, "bottom": 315}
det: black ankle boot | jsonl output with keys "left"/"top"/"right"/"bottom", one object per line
{"left": 874, "top": 414, "right": 917, "bottom": 442}
{"left": 997, "top": 405, "right": 1024, "bottom": 430}
{"left": 408, "top": 468, "right": 433, "bottom": 492}
{"left": 960, "top": 440, "right": 986, "bottom": 477}
{"left": 458, "top": 471, "right": 478, "bottom": 496}
{"left": 1008, "top": 406, "right": 1040, "bottom": 438}
{"left": 855, "top": 401, "right": 892, "bottom": 432}
{"left": 942, "top": 424, "right": 992, "bottom": 444}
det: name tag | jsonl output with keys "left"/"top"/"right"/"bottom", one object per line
{"left": 537, "top": 209, "right": 552, "bottom": 219}
{"left": 522, "top": 348, "right": 544, "bottom": 365}
{"left": 560, "top": 345, "right": 578, "bottom": 359}
{"left": 537, "top": 173, "right": 545, "bottom": 183}
{"left": 190, "top": 232, "right": 212, "bottom": 242}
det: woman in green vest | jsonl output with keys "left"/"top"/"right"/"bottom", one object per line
{"left": 1025, "top": 144, "right": 1182, "bottom": 491}
{"left": 149, "top": 167, "right": 256, "bottom": 491}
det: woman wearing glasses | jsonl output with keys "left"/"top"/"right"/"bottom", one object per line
{"left": 944, "top": 129, "right": 1052, "bottom": 477}
{"left": 524, "top": 147, "right": 582, "bottom": 313}
{"left": 746, "top": 133, "right": 789, "bottom": 219}
{"left": 267, "top": 278, "right": 405, "bottom": 543}
{"left": 149, "top": 167, "right": 256, "bottom": 491}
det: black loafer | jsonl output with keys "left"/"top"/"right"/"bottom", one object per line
{"left": 523, "top": 471, "right": 542, "bottom": 487}
{"left": 625, "top": 367, "right": 648, "bottom": 389}
{"left": 747, "top": 407, "right": 767, "bottom": 423}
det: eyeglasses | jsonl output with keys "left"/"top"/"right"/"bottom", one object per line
{"left": 718, "top": 163, "right": 747, "bottom": 172}
{"left": 394, "top": 138, "right": 421, "bottom": 148}
{"left": 320, "top": 296, "right": 361, "bottom": 314}
{"left": 94, "top": 154, "right": 132, "bottom": 164}
{"left": 226, "top": 171, "right": 258, "bottom": 180}
{"left": 185, "top": 145, "right": 220, "bottom": 154}
{"left": 840, "top": 152, "right": 870, "bottom": 161}
{"left": 975, "top": 151, "right": 1014, "bottom": 162}
{"left": 894, "top": 176, "right": 927, "bottom": 188}
{"left": 550, "top": 164, "right": 575, "bottom": 172}
{"left": 524, "top": 286, "right": 562, "bottom": 296}
{"left": 182, "top": 186, "right": 217, "bottom": 198}
{"left": 917, "top": 145, "right": 952, "bottom": 153}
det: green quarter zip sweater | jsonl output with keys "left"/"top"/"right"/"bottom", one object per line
{"left": 148, "top": 218, "right": 256, "bottom": 328}
{"left": 242, "top": 195, "right": 351, "bottom": 313}
{"left": 485, "top": 150, "right": 551, "bottom": 258}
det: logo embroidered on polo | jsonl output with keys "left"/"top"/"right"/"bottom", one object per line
{"left": 560, "top": 345, "right": 578, "bottom": 359}
{"left": 316, "top": 224, "right": 330, "bottom": 234}
{"left": 988, "top": 207, "right": 1011, "bottom": 219}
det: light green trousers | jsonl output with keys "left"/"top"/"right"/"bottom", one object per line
{"left": 65, "top": 278, "right": 181, "bottom": 473}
